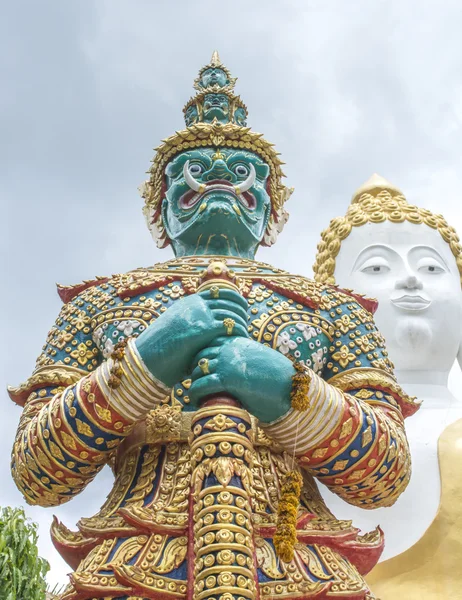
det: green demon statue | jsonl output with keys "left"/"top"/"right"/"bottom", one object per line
{"left": 9, "top": 51, "right": 418, "bottom": 600}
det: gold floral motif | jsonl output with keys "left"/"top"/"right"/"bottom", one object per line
{"left": 51, "top": 330, "right": 73, "bottom": 350}
{"left": 255, "top": 537, "right": 286, "bottom": 580}
{"left": 355, "top": 389, "right": 374, "bottom": 400}
{"left": 362, "top": 426, "right": 373, "bottom": 447}
{"left": 94, "top": 403, "right": 112, "bottom": 423}
{"left": 357, "top": 335, "right": 375, "bottom": 353}
{"left": 145, "top": 404, "right": 182, "bottom": 442}
{"left": 75, "top": 419, "right": 94, "bottom": 438}
{"left": 61, "top": 431, "right": 77, "bottom": 451}
{"left": 335, "top": 314, "right": 355, "bottom": 334}
{"left": 71, "top": 311, "right": 90, "bottom": 331}
{"left": 332, "top": 345, "right": 356, "bottom": 368}
{"left": 70, "top": 343, "right": 95, "bottom": 367}
{"left": 204, "top": 413, "right": 237, "bottom": 432}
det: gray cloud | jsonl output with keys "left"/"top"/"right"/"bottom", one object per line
{"left": 2, "top": 0, "right": 462, "bottom": 587}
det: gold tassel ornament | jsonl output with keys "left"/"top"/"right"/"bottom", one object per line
{"left": 274, "top": 361, "right": 311, "bottom": 561}
{"left": 290, "top": 361, "right": 311, "bottom": 411}
{"left": 107, "top": 339, "right": 128, "bottom": 389}
{"left": 274, "top": 470, "right": 303, "bottom": 562}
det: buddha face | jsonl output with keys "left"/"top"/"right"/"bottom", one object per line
{"left": 200, "top": 68, "right": 229, "bottom": 88}
{"left": 162, "top": 147, "right": 271, "bottom": 256}
{"left": 334, "top": 220, "right": 462, "bottom": 372}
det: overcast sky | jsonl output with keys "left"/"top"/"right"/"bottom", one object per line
{"left": 3, "top": 0, "right": 462, "bottom": 588}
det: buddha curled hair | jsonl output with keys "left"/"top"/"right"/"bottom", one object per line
{"left": 313, "top": 174, "right": 462, "bottom": 285}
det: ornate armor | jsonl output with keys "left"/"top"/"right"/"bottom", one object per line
{"left": 10, "top": 257, "right": 417, "bottom": 600}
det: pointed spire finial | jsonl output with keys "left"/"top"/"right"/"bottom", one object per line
{"left": 351, "top": 173, "right": 405, "bottom": 204}
{"left": 210, "top": 50, "right": 222, "bottom": 66}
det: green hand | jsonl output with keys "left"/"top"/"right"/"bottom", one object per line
{"left": 135, "top": 290, "right": 249, "bottom": 388}
{"left": 189, "top": 337, "right": 295, "bottom": 423}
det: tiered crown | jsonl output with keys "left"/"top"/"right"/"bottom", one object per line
{"left": 183, "top": 50, "right": 248, "bottom": 127}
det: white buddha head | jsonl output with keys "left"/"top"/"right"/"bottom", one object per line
{"left": 313, "top": 175, "right": 462, "bottom": 375}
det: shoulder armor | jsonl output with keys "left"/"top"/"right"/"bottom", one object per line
{"left": 56, "top": 267, "right": 172, "bottom": 303}
{"left": 57, "top": 277, "right": 109, "bottom": 303}
{"left": 324, "top": 285, "right": 378, "bottom": 314}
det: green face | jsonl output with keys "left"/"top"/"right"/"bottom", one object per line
{"left": 162, "top": 148, "right": 271, "bottom": 258}
{"left": 200, "top": 68, "right": 229, "bottom": 88}
{"left": 203, "top": 94, "right": 230, "bottom": 123}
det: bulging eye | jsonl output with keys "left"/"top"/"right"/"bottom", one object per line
{"left": 188, "top": 163, "right": 203, "bottom": 177}
{"left": 234, "top": 164, "right": 249, "bottom": 177}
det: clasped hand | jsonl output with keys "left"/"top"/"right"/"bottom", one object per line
{"left": 135, "top": 289, "right": 293, "bottom": 423}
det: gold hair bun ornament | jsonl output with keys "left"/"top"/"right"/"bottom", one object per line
{"left": 351, "top": 173, "right": 404, "bottom": 204}
{"left": 274, "top": 470, "right": 303, "bottom": 563}
{"left": 313, "top": 173, "right": 462, "bottom": 285}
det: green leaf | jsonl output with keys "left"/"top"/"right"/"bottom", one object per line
{"left": 0, "top": 506, "right": 50, "bottom": 600}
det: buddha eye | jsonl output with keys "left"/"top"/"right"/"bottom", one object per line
{"left": 418, "top": 261, "right": 445, "bottom": 274}
{"left": 188, "top": 163, "right": 203, "bottom": 177}
{"left": 234, "top": 164, "right": 249, "bottom": 177}
{"left": 362, "top": 265, "right": 390, "bottom": 274}
{"left": 358, "top": 257, "right": 390, "bottom": 275}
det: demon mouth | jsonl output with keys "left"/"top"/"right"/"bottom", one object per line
{"left": 179, "top": 178, "right": 256, "bottom": 211}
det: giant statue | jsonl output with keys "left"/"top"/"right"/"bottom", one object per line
{"left": 9, "top": 54, "right": 418, "bottom": 600}
{"left": 314, "top": 174, "right": 462, "bottom": 597}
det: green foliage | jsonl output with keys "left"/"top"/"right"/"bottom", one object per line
{"left": 0, "top": 506, "right": 50, "bottom": 600}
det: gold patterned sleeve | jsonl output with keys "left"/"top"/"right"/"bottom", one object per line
{"left": 9, "top": 287, "right": 170, "bottom": 507}
{"left": 11, "top": 339, "right": 169, "bottom": 507}
{"left": 262, "top": 296, "right": 419, "bottom": 509}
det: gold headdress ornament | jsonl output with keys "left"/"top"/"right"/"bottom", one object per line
{"left": 193, "top": 50, "right": 237, "bottom": 91}
{"left": 139, "top": 51, "right": 293, "bottom": 248}
{"left": 182, "top": 89, "right": 249, "bottom": 125}
{"left": 313, "top": 173, "right": 462, "bottom": 285}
